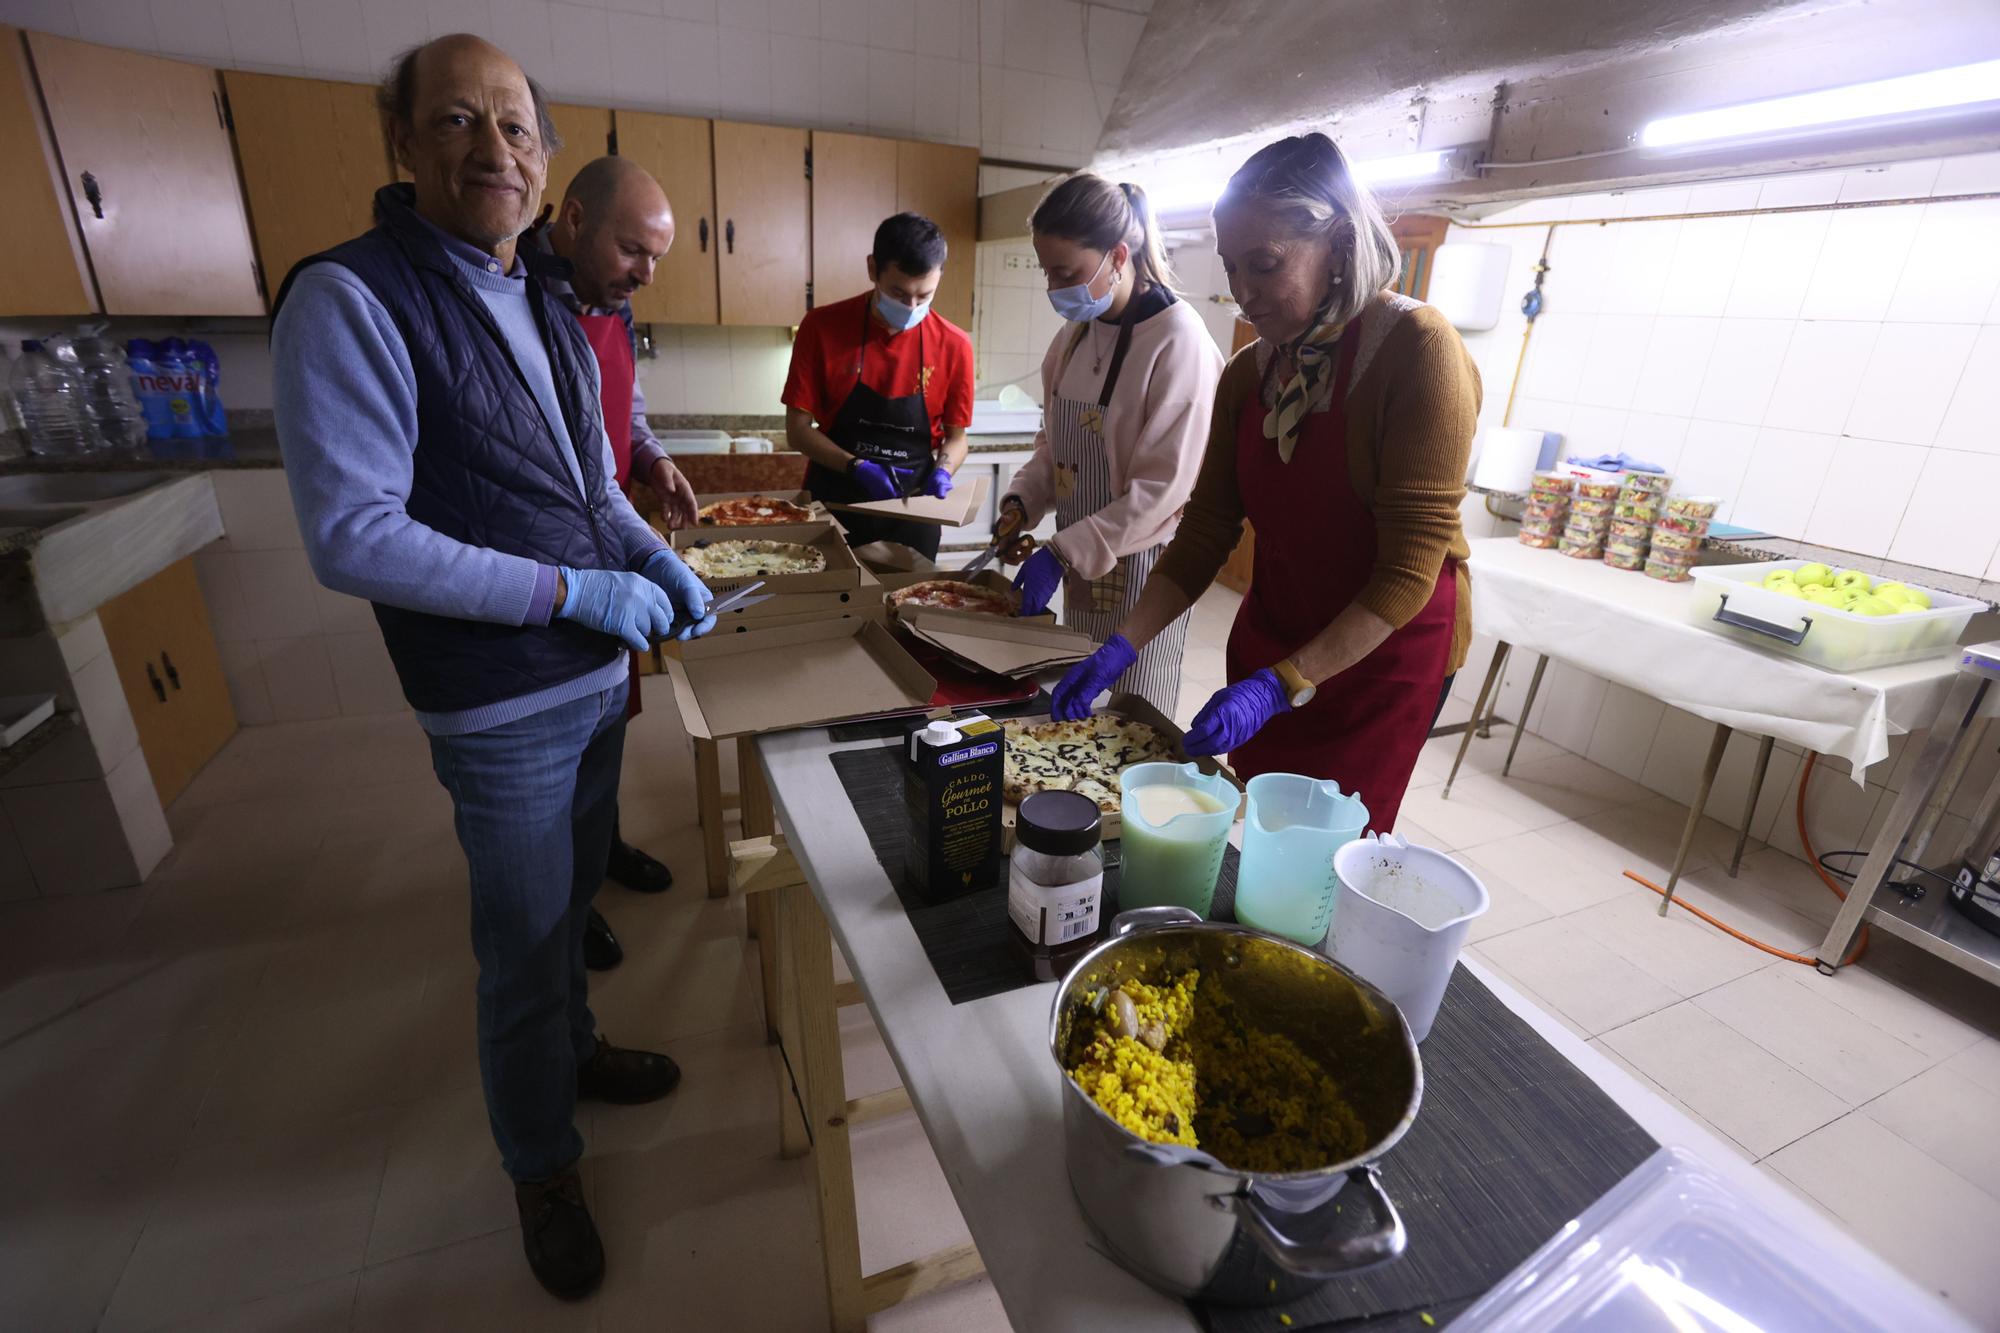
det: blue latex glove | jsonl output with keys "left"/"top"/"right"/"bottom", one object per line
{"left": 555, "top": 567, "right": 676, "bottom": 652}
{"left": 1182, "top": 670, "right": 1291, "bottom": 757}
{"left": 1013, "top": 546, "right": 1064, "bottom": 616}
{"left": 923, "top": 466, "right": 954, "bottom": 499}
{"left": 638, "top": 548, "right": 717, "bottom": 641}
{"left": 1049, "top": 634, "right": 1137, "bottom": 721}
{"left": 851, "top": 459, "right": 912, "bottom": 501}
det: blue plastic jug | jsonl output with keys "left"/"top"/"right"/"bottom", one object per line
{"left": 1234, "top": 773, "right": 1369, "bottom": 946}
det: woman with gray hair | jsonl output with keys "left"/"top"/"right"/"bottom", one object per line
{"left": 1050, "top": 133, "right": 1479, "bottom": 833}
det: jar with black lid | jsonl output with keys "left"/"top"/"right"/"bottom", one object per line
{"left": 1007, "top": 790, "right": 1105, "bottom": 982}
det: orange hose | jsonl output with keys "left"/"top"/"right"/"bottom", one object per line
{"left": 1621, "top": 750, "right": 1867, "bottom": 967}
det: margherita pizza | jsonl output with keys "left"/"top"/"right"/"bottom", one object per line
{"left": 887, "top": 579, "right": 1018, "bottom": 616}
{"left": 680, "top": 539, "right": 826, "bottom": 580}
{"left": 1002, "top": 716, "right": 1176, "bottom": 812}
{"left": 697, "top": 496, "right": 815, "bottom": 526}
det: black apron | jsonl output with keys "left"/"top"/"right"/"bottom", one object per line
{"left": 804, "top": 303, "right": 942, "bottom": 558}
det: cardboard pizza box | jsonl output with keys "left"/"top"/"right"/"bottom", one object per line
{"left": 670, "top": 520, "right": 862, "bottom": 595}
{"left": 849, "top": 541, "right": 937, "bottom": 574}
{"left": 898, "top": 607, "right": 1095, "bottom": 677}
{"left": 822, "top": 472, "right": 990, "bottom": 528}
{"left": 872, "top": 568, "right": 1058, "bottom": 625}
{"left": 998, "top": 690, "right": 1243, "bottom": 844}
{"left": 664, "top": 618, "right": 936, "bottom": 740}
{"left": 688, "top": 490, "right": 824, "bottom": 527}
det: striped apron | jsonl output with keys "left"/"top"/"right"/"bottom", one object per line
{"left": 1047, "top": 319, "right": 1189, "bottom": 718}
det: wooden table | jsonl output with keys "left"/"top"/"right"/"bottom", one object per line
{"left": 718, "top": 723, "right": 1938, "bottom": 1332}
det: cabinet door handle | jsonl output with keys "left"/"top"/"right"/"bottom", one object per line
{"left": 81, "top": 171, "right": 104, "bottom": 219}
{"left": 161, "top": 651, "right": 181, "bottom": 690}
{"left": 145, "top": 661, "right": 166, "bottom": 702}
{"left": 725, "top": 218, "right": 735, "bottom": 254}
{"left": 699, "top": 217, "right": 709, "bottom": 252}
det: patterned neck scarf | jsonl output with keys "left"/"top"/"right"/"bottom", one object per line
{"left": 1262, "top": 299, "right": 1349, "bottom": 464}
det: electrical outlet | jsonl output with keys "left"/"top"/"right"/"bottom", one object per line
{"left": 1003, "top": 253, "right": 1035, "bottom": 270}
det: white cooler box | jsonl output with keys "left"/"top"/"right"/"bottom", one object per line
{"left": 1688, "top": 559, "right": 1981, "bottom": 672}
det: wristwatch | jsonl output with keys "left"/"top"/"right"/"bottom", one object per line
{"left": 1272, "top": 657, "right": 1316, "bottom": 708}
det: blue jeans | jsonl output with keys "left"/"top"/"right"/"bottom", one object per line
{"left": 427, "top": 679, "right": 629, "bottom": 1182}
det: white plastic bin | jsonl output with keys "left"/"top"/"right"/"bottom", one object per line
{"left": 1688, "top": 560, "right": 1981, "bottom": 672}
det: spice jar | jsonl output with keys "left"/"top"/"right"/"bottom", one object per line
{"left": 1008, "top": 790, "right": 1104, "bottom": 982}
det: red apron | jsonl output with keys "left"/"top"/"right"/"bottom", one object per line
{"left": 575, "top": 311, "right": 644, "bottom": 717}
{"left": 1224, "top": 326, "right": 1457, "bottom": 834}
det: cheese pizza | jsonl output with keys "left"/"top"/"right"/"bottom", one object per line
{"left": 887, "top": 579, "right": 1018, "bottom": 616}
{"left": 680, "top": 539, "right": 826, "bottom": 580}
{"left": 1001, "top": 716, "right": 1176, "bottom": 812}
{"left": 696, "top": 496, "right": 815, "bottom": 526}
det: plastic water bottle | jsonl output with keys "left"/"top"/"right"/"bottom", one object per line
{"left": 70, "top": 329, "right": 149, "bottom": 453}
{"left": 12, "top": 340, "right": 90, "bottom": 457}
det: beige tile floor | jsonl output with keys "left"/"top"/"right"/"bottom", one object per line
{"left": 4, "top": 583, "right": 1998, "bottom": 1329}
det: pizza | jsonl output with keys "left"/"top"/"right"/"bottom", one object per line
{"left": 680, "top": 539, "right": 827, "bottom": 579}
{"left": 1002, "top": 715, "right": 1177, "bottom": 812}
{"left": 887, "top": 579, "right": 1019, "bottom": 616}
{"left": 697, "top": 496, "right": 815, "bottom": 526}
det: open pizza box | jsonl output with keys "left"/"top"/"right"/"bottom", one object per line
{"left": 898, "top": 607, "right": 1094, "bottom": 677}
{"left": 689, "top": 490, "right": 823, "bottom": 527}
{"left": 711, "top": 568, "right": 885, "bottom": 626}
{"left": 670, "top": 520, "right": 862, "bottom": 595}
{"left": 822, "top": 472, "right": 990, "bottom": 527}
{"left": 664, "top": 618, "right": 936, "bottom": 740}
{"left": 999, "top": 691, "right": 1244, "bottom": 844}
{"left": 849, "top": 542, "right": 936, "bottom": 574}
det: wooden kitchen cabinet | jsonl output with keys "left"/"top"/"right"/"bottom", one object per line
{"left": 26, "top": 32, "right": 263, "bottom": 316}
{"left": 223, "top": 72, "right": 394, "bottom": 307}
{"left": 0, "top": 27, "right": 95, "bottom": 316}
{"left": 713, "top": 120, "right": 810, "bottom": 326}
{"left": 894, "top": 139, "right": 979, "bottom": 330}
{"left": 617, "top": 110, "right": 720, "bottom": 325}
{"left": 544, "top": 103, "right": 613, "bottom": 218}
{"left": 810, "top": 131, "right": 898, "bottom": 306}
{"left": 97, "top": 558, "right": 237, "bottom": 807}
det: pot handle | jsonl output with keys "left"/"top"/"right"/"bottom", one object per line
{"left": 1110, "top": 906, "right": 1203, "bottom": 938}
{"left": 1235, "top": 1165, "right": 1406, "bottom": 1277}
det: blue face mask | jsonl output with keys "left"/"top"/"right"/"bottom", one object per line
{"left": 875, "top": 291, "right": 931, "bottom": 332}
{"left": 1047, "top": 251, "right": 1117, "bottom": 322}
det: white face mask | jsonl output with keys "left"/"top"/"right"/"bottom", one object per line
{"left": 1046, "top": 251, "right": 1118, "bottom": 322}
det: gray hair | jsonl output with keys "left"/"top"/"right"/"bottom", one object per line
{"left": 377, "top": 37, "right": 564, "bottom": 158}
{"left": 1216, "top": 133, "right": 1399, "bottom": 331}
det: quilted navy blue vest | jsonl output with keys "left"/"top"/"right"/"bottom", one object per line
{"left": 274, "top": 184, "right": 623, "bottom": 715}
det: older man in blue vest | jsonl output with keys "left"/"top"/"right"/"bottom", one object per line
{"left": 270, "top": 33, "right": 711, "bottom": 1302}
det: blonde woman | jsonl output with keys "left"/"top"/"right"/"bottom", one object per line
{"left": 999, "top": 174, "right": 1223, "bottom": 717}
{"left": 1051, "top": 135, "right": 1479, "bottom": 832}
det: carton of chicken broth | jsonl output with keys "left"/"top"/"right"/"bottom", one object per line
{"left": 904, "top": 712, "right": 1004, "bottom": 903}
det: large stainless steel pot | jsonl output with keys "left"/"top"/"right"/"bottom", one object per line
{"left": 1050, "top": 907, "right": 1423, "bottom": 1307}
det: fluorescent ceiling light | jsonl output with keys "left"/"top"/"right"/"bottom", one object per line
{"left": 1136, "top": 145, "right": 1467, "bottom": 215}
{"left": 1351, "top": 149, "right": 1450, "bottom": 185}
{"left": 1642, "top": 58, "right": 2000, "bottom": 149}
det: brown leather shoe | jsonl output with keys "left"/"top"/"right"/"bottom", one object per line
{"left": 575, "top": 1034, "right": 682, "bottom": 1104}
{"left": 513, "top": 1167, "right": 603, "bottom": 1301}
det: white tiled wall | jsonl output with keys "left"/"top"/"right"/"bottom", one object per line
{"left": 195, "top": 471, "right": 410, "bottom": 724}
{"left": 1452, "top": 150, "right": 2000, "bottom": 582}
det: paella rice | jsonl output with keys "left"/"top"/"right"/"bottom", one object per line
{"left": 1065, "top": 968, "right": 1367, "bottom": 1173}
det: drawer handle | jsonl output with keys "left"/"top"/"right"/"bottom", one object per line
{"left": 161, "top": 651, "right": 181, "bottom": 689}
{"left": 145, "top": 661, "right": 166, "bottom": 702}
{"left": 699, "top": 217, "right": 709, "bottom": 252}
{"left": 81, "top": 171, "right": 104, "bottom": 219}
{"left": 725, "top": 218, "right": 735, "bottom": 254}
{"left": 1714, "top": 593, "right": 1813, "bottom": 646}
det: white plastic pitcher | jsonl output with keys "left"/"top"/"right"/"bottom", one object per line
{"left": 1235, "top": 773, "right": 1369, "bottom": 946}
{"left": 1326, "top": 834, "right": 1489, "bottom": 1041}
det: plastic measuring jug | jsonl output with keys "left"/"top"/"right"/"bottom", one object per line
{"left": 1116, "top": 762, "right": 1238, "bottom": 916}
{"left": 1326, "top": 833, "right": 1489, "bottom": 1041}
{"left": 1234, "top": 773, "right": 1369, "bottom": 945}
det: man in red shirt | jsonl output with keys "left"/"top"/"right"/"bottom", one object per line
{"left": 782, "top": 212, "right": 974, "bottom": 558}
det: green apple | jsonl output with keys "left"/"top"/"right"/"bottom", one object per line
{"left": 1849, "top": 595, "right": 1896, "bottom": 616}
{"left": 1899, "top": 586, "right": 1932, "bottom": 609}
{"left": 1806, "top": 588, "right": 1848, "bottom": 607}
{"left": 1770, "top": 582, "right": 1807, "bottom": 599}
{"left": 1831, "top": 569, "right": 1872, "bottom": 593}
{"left": 1762, "top": 569, "right": 1798, "bottom": 589}
{"left": 1793, "top": 563, "right": 1832, "bottom": 588}
{"left": 1874, "top": 581, "right": 1909, "bottom": 600}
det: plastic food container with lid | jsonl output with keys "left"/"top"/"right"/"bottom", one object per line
{"left": 1618, "top": 470, "right": 1672, "bottom": 495}
{"left": 1649, "top": 524, "right": 1704, "bottom": 552}
{"left": 1665, "top": 494, "right": 1721, "bottom": 519}
{"left": 1530, "top": 471, "right": 1575, "bottom": 497}
{"left": 1685, "top": 559, "right": 1983, "bottom": 671}
{"left": 1518, "top": 529, "right": 1560, "bottom": 548}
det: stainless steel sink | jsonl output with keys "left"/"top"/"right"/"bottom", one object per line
{"left": 0, "top": 471, "right": 174, "bottom": 506}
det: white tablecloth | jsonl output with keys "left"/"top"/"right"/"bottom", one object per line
{"left": 1465, "top": 537, "right": 1964, "bottom": 782}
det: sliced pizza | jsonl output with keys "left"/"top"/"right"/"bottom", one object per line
{"left": 1000, "top": 715, "right": 1176, "bottom": 812}
{"left": 680, "top": 539, "right": 827, "bottom": 580}
{"left": 696, "top": 496, "right": 815, "bottom": 526}
{"left": 886, "top": 579, "right": 1019, "bottom": 616}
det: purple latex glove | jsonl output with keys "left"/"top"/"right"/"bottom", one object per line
{"left": 1049, "top": 633, "right": 1137, "bottom": 720}
{"left": 923, "top": 466, "right": 954, "bottom": 499}
{"left": 1012, "top": 546, "right": 1064, "bottom": 616}
{"left": 1182, "top": 670, "right": 1291, "bottom": 756}
{"left": 852, "top": 459, "right": 912, "bottom": 501}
